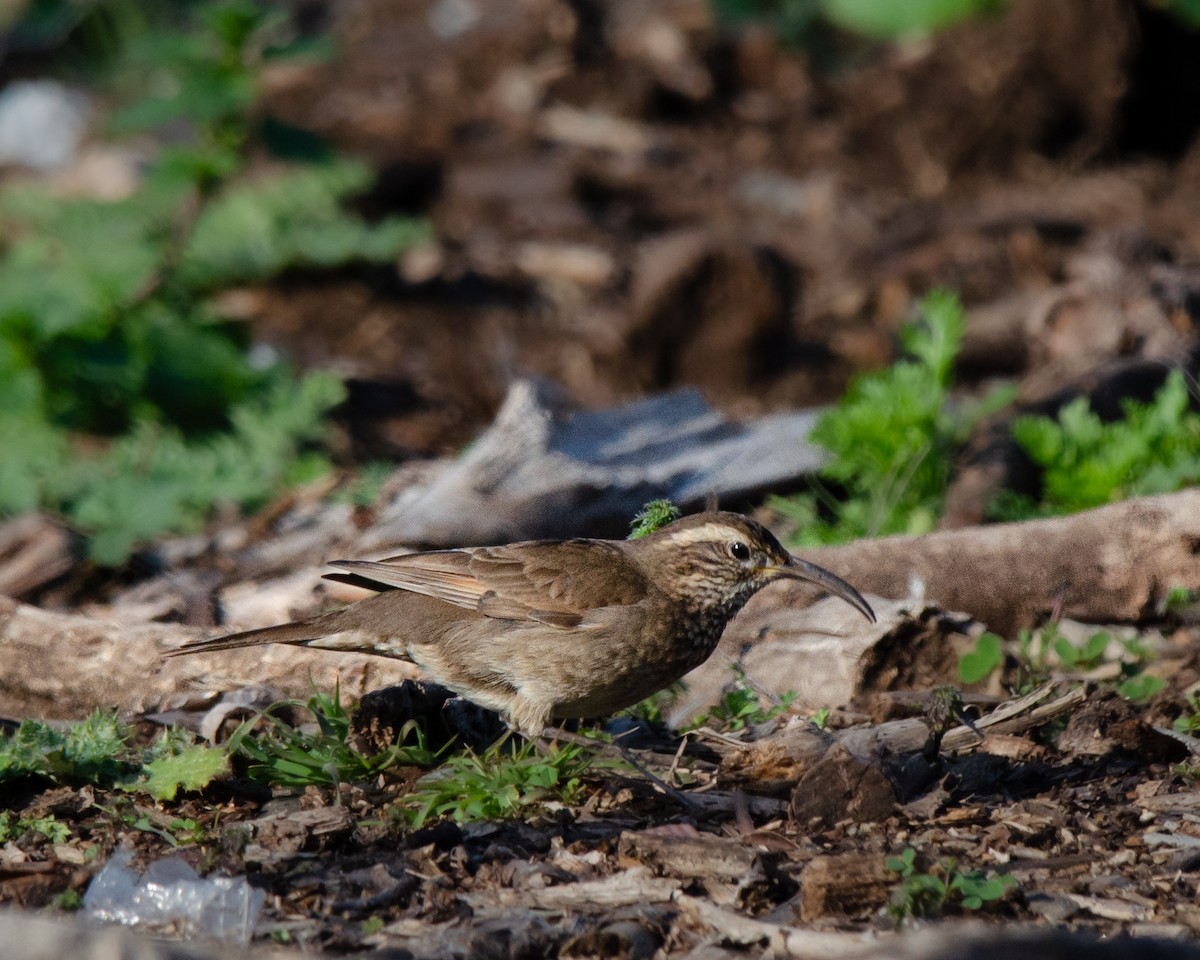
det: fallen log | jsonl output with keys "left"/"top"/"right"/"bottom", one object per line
{"left": 358, "top": 377, "right": 828, "bottom": 548}
{"left": 809, "top": 489, "right": 1200, "bottom": 636}
{"left": 677, "top": 489, "right": 1200, "bottom": 715}
{"left": 0, "top": 596, "right": 413, "bottom": 720}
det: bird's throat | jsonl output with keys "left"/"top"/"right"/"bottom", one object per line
{"left": 676, "top": 587, "right": 757, "bottom": 665}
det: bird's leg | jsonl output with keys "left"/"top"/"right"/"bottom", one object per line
{"left": 535, "top": 724, "right": 700, "bottom": 811}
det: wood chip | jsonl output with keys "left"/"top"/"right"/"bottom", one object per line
{"left": 675, "top": 893, "right": 881, "bottom": 959}
{"left": 1064, "top": 893, "right": 1155, "bottom": 923}
{"left": 618, "top": 830, "right": 758, "bottom": 882}
{"left": 799, "top": 853, "right": 892, "bottom": 921}
{"left": 463, "top": 866, "right": 679, "bottom": 912}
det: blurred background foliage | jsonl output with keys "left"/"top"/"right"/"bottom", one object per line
{"left": 0, "top": 0, "right": 427, "bottom": 563}
{"left": 712, "top": 0, "right": 1200, "bottom": 42}
{"left": 2, "top": 0, "right": 1199, "bottom": 566}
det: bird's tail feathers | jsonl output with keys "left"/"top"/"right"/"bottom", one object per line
{"left": 165, "top": 617, "right": 333, "bottom": 658}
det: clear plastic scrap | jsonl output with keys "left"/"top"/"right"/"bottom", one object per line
{"left": 83, "top": 847, "right": 265, "bottom": 946}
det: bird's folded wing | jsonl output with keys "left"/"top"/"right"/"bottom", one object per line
{"left": 468, "top": 540, "right": 647, "bottom": 612}
{"left": 327, "top": 552, "right": 487, "bottom": 610}
{"left": 326, "top": 540, "right": 648, "bottom": 626}
{"left": 476, "top": 592, "right": 582, "bottom": 627}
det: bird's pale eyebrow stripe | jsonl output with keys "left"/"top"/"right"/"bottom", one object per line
{"left": 661, "top": 523, "right": 744, "bottom": 546}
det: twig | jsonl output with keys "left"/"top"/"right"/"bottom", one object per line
{"left": 941, "top": 683, "right": 1086, "bottom": 752}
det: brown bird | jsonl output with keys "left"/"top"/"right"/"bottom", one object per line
{"left": 169, "top": 511, "right": 874, "bottom": 734}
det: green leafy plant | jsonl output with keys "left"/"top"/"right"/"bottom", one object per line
{"left": 0, "top": 811, "right": 71, "bottom": 845}
{"left": 958, "top": 632, "right": 1004, "bottom": 684}
{"left": 397, "top": 738, "right": 594, "bottom": 828}
{"left": 821, "top": 0, "right": 1003, "bottom": 38}
{"left": 1118, "top": 674, "right": 1166, "bottom": 703}
{"left": 886, "top": 847, "right": 1015, "bottom": 921}
{"left": 629, "top": 499, "right": 682, "bottom": 539}
{"left": 1175, "top": 693, "right": 1200, "bottom": 735}
{"left": 178, "top": 162, "right": 427, "bottom": 288}
{"left": 0, "top": 711, "right": 135, "bottom": 786}
{"left": 1047, "top": 627, "right": 1163, "bottom": 702}
{"left": 1052, "top": 630, "right": 1111, "bottom": 671}
{"left": 162, "top": 817, "right": 209, "bottom": 846}
{"left": 711, "top": 0, "right": 1003, "bottom": 47}
{"left": 130, "top": 745, "right": 231, "bottom": 802}
{"left": 993, "top": 370, "right": 1200, "bottom": 521}
{"left": 229, "top": 686, "right": 434, "bottom": 789}
{"left": 90, "top": 797, "right": 208, "bottom": 848}
{"left": 54, "top": 372, "right": 345, "bottom": 564}
{"left": 771, "top": 290, "right": 1010, "bottom": 547}
{"left": 1164, "top": 0, "right": 1200, "bottom": 27}
{"left": 55, "top": 889, "right": 83, "bottom": 911}
{"left": 1008, "top": 622, "right": 1162, "bottom": 699}
{"left": 685, "top": 673, "right": 797, "bottom": 732}
{"left": 811, "top": 707, "right": 831, "bottom": 729}
{"left": 0, "top": 687, "right": 435, "bottom": 826}
{"left": 0, "top": 711, "right": 231, "bottom": 800}
{"left": 1166, "top": 586, "right": 1199, "bottom": 610}
{"left": 332, "top": 461, "right": 395, "bottom": 508}
{"left": 1011, "top": 624, "right": 1058, "bottom": 693}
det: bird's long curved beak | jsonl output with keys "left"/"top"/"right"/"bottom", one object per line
{"left": 762, "top": 557, "right": 876, "bottom": 623}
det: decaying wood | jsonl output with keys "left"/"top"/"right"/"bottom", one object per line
{"left": 0, "top": 596, "right": 413, "bottom": 719}
{"left": 679, "top": 791, "right": 790, "bottom": 821}
{"left": 724, "top": 684, "right": 1102, "bottom": 817}
{"left": 241, "top": 806, "right": 355, "bottom": 867}
{"left": 791, "top": 742, "right": 899, "bottom": 826}
{"left": 462, "top": 866, "right": 680, "bottom": 911}
{"left": 799, "top": 853, "right": 893, "bottom": 921}
{"left": 618, "top": 830, "right": 758, "bottom": 882}
{"left": 358, "top": 378, "right": 829, "bottom": 548}
{"left": 375, "top": 913, "right": 566, "bottom": 960}
{"left": 710, "top": 726, "right": 835, "bottom": 797}
{"left": 1057, "top": 689, "right": 1188, "bottom": 762}
{"left": 937, "top": 682, "right": 1087, "bottom": 752}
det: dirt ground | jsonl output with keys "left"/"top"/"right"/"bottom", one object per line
{"left": 6, "top": 0, "right": 1200, "bottom": 956}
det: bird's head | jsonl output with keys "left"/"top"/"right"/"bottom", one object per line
{"left": 632, "top": 511, "right": 875, "bottom": 622}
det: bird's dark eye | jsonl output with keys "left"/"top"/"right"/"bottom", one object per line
{"left": 729, "top": 541, "right": 751, "bottom": 561}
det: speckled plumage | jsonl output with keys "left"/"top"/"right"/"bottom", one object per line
{"left": 169, "top": 511, "right": 874, "bottom": 733}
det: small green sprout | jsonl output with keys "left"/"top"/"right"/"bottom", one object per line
{"left": 886, "top": 848, "right": 1015, "bottom": 922}
{"left": 629, "top": 499, "right": 682, "bottom": 539}
{"left": 958, "top": 632, "right": 1004, "bottom": 684}
{"left": 396, "top": 738, "right": 594, "bottom": 828}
